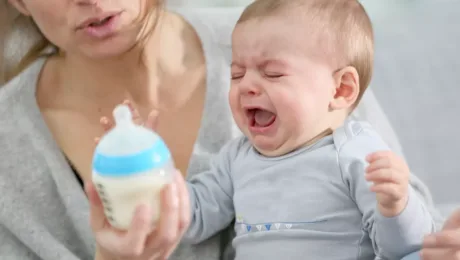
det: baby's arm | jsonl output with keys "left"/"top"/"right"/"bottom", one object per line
{"left": 182, "top": 140, "right": 239, "bottom": 244}
{"left": 336, "top": 122, "right": 435, "bottom": 260}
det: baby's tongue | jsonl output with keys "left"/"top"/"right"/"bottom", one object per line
{"left": 254, "top": 109, "right": 275, "bottom": 127}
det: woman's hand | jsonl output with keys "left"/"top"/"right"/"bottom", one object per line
{"left": 421, "top": 209, "right": 460, "bottom": 259}
{"left": 90, "top": 100, "right": 190, "bottom": 260}
{"left": 87, "top": 172, "right": 189, "bottom": 260}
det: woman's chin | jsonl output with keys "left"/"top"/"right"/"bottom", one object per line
{"left": 78, "top": 36, "right": 138, "bottom": 60}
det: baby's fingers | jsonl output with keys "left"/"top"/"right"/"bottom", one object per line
{"left": 365, "top": 169, "right": 401, "bottom": 184}
{"left": 366, "top": 151, "right": 393, "bottom": 163}
{"left": 370, "top": 183, "right": 404, "bottom": 199}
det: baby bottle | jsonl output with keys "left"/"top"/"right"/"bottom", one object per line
{"left": 92, "top": 104, "right": 174, "bottom": 230}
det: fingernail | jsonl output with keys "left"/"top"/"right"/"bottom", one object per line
{"left": 100, "top": 117, "right": 107, "bottom": 124}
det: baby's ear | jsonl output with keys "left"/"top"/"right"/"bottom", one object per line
{"left": 329, "top": 66, "right": 360, "bottom": 110}
{"left": 7, "top": 0, "right": 31, "bottom": 16}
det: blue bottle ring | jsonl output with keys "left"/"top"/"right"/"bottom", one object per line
{"left": 92, "top": 139, "right": 171, "bottom": 177}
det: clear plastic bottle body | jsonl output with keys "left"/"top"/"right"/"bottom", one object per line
{"left": 91, "top": 104, "right": 174, "bottom": 230}
{"left": 92, "top": 160, "right": 174, "bottom": 230}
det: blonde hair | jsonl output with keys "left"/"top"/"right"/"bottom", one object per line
{"left": 237, "top": 0, "right": 374, "bottom": 104}
{"left": 1, "top": 0, "right": 164, "bottom": 84}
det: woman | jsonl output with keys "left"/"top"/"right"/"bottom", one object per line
{"left": 0, "top": 0, "right": 458, "bottom": 259}
{"left": 2, "top": 0, "right": 232, "bottom": 259}
{"left": 420, "top": 209, "right": 460, "bottom": 259}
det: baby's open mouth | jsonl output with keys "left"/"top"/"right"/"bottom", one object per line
{"left": 246, "top": 108, "right": 277, "bottom": 128}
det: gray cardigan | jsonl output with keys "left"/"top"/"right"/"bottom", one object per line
{"left": 0, "top": 7, "right": 443, "bottom": 260}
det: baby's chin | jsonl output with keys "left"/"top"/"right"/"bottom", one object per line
{"left": 251, "top": 140, "right": 296, "bottom": 157}
{"left": 252, "top": 134, "right": 324, "bottom": 157}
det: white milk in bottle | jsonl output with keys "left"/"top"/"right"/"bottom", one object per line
{"left": 92, "top": 104, "right": 174, "bottom": 230}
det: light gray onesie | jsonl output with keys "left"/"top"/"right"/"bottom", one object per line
{"left": 183, "top": 120, "right": 435, "bottom": 260}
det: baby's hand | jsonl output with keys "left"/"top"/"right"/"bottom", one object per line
{"left": 365, "top": 151, "right": 410, "bottom": 217}
{"left": 94, "top": 100, "right": 159, "bottom": 144}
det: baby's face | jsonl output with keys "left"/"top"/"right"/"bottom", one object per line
{"left": 230, "top": 16, "right": 337, "bottom": 156}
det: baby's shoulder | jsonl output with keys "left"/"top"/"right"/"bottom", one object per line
{"left": 333, "top": 120, "right": 390, "bottom": 160}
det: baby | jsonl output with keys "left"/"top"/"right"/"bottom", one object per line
{"left": 99, "top": 0, "right": 435, "bottom": 259}
{"left": 181, "top": 1, "right": 435, "bottom": 260}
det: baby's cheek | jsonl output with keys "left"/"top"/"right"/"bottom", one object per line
{"left": 281, "top": 106, "right": 306, "bottom": 131}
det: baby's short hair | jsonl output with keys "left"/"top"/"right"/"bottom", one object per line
{"left": 237, "top": 0, "right": 374, "bottom": 105}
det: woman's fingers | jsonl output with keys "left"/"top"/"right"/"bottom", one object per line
{"left": 158, "top": 171, "right": 190, "bottom": 259}
{"left": 85, "top": 182, "right": 106, "bottom": 231}
{"left": 157, "top": 182, "right": 180, "bottom": 247}
{"left": 423, "top": 230, "right": 460, "bottom": 249}
{"left": 420, "top": 248, "right": 460, "bottom": 260}
{"left": 443, "top": 209, "right": 460, "bottom": 230}
{"left": 92, "top": 197, "right": 156, "bottom": 258}
{"left": 419, "top": 209, "right": 460, "bottom": 259}
{"left": 176, "top": 171, "right": 191, "bottom": 234}
{"left": 122, "top": 204, "right": 153, "bottom": 256}
{"left": 146, "top": 180, "right": 180, "bottom": 253}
